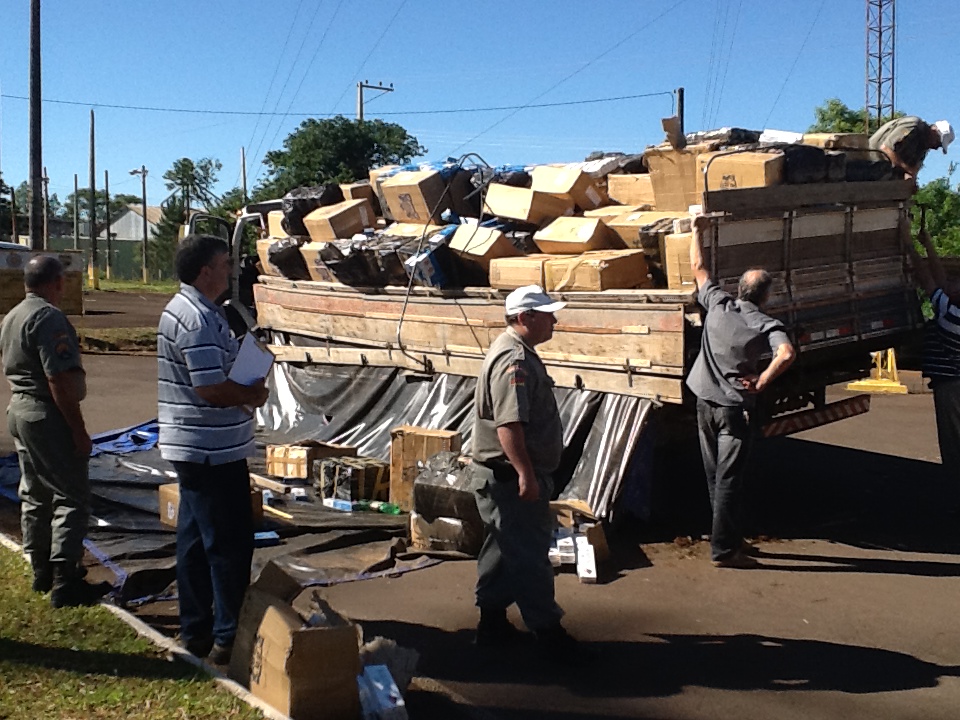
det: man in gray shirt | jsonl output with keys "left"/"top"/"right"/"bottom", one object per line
{"left": 686, "top": 215, "right": 795, "bottom": 568}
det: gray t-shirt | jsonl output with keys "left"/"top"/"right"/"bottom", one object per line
{"left": 471, "top": 326, "right": 563, "bottom": 475}
{"left": 686, "top": 280, "right": 791, "bottom": 407}
{"left": 869, "top": 116, "right": 930, "bottom": 172}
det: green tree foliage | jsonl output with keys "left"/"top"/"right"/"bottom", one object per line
{"left": 255, "top": 116, "right": 425, "bottom": 200}
{"left": 912, "top": 165, "right": 960, "bottom": 256}
{"left": 0, "top": 177, "right": 11, "bottom": 240}
{"left": 63, "top": 189, "right": 139, "bottom": 234}
{"left": 163, "top": 157, "right": 222, "bottom": 209}
{"left": 150, "top": 197, "right": 184, "bottom": 279}
{"left": 808, "top": 97, "right": 905, "bottom": 134}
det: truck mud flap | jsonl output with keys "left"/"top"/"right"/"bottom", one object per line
{"left": 761, "top": 394, "right": 870, "bottom": 438}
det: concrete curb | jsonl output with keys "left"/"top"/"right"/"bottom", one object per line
{"left": 0, "top": 530, "right": 291, "bottom": 720}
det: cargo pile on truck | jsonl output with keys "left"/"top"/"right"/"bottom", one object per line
{"left": 0, "top": 245, "right": 85, "bottom": 315}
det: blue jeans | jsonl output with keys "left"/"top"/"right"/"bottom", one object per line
{"left": 172, "top": 459, "right": 253, "bottom": 647}
{"left": 696, "top": 399, "right": 754, "bottom": 561}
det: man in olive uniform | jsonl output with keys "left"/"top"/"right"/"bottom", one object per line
{"left": 0, "top": 255, "right": 108, "bottom": 607}
{"left": 870, "top": 116, "right": 954, "bottom": 183}
{"left": 471, "top": 285, "right": 581, "bottom": 655}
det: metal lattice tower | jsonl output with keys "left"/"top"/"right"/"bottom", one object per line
{"left": 865, "top": 0, "right": 896, "bottom": 134}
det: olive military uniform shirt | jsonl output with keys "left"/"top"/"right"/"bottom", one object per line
{"left": 0, "top": 293, "right": 83, "bottom": 404}
{"left": 870, "top": 116, "right": 931, "bottom": 172}
{"left": 472, "top": 326, "right": 564, "bottom": 475}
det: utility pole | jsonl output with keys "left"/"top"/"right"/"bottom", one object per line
{"left": 88, "top": 109, "right": 99, "bottom": 290}
{"left": 356, "top": 80, "right": 394, "bottom": 121}
{"left": 240, "top": 146, "right": 248, "bottom": 202}
{"left": 865, "top": 0, "right": 896, "bottom": 134}
{"left": 28, "top": 0, "right": 43, "bottom": 250}
{"left": 676, "top": 87, "right": 685, "bottom": 137}
{"left": 41, "top": 166, "right": 49, "bottom": 250}
{"left": 104, "top": 170, "right": 112, "bottom": 280}
{"left": 72, "top": 173, "right": 79, "bottom": 250}
{"left": 130, "top": 165, "right": 149, "bottom": 283}
{"left": 9, "top": 185, "right": 16, "bottom": 243}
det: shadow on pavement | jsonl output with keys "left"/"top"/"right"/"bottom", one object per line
{"left": 755, "top": 549, "right": 960, "bottom": 576}
{"left": 356, "top": 621, "right": 959, "bottom": 712}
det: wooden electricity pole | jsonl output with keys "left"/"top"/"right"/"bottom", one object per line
{"left": 88, "top": 109, "right": 99, "bottom": 289}
{"left": 28, "top": 0, "right": 43, "bottom": 250}
{"left": 104, "top": 169, "right": 112, "bottom": 280}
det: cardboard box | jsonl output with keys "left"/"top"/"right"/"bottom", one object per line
{"left": 607, "top": 174, "right": 656, "bottom": 207}
{"left": 298, "top": 242, "right": 338, "bottom": 283}
{"left": 382, "top": 222, "right": 444, "bottom": 239}
{"left": 488, "top": 254, "right": 576, "bottom": 290}
{"left": 483, "top": 184, "right": 574, "bottom": 226}
{"left": 1, "top": 250, "right": 84, "bottom": 315}
{"left": 543, "top": 250, "right": 651, "bottom": 292}
{"left": 60, "top": 273, "right": 84, "bottom": 316}
{"left": 696, "top": 151, "right": 784, "bottom": 193}
{"left": 339, "top": 181, "right": 380, "bottom": 214}
{"left": 315, "top": 457, "right": 390, "bottom": 502}
{"left": 582, "top": 204, "right": 644, "bottom": 219}
{"left": 664, "top": 232, "right": 696, "bottom": 290}
{"left": 644, "top": 143, "right": 715, "bottom": 211}
{"left": 409, "top": 511, "right": 482, "bottom": 556}
{"left": 602, "top": 211, "right": 683, "bottom": 247}
{"left": 229, "top": 578, "right": 360, "bottom": 720}
{"left": 266, "top": 442, "right": 357, "bottom": 479}
{"left": 389, "top": 426, "right": 462, "bottom": 512}
{"left": 369, "top": 165, "right": 400, "bottom": 221}
{"left": 533, "top": 217, "right": 626, "bottom": 255}
{"left": 267, "top": 210, "right": 289, "bottom": 238}
{"left": 531, "top": 165, "right": 608, "bottom": 210}
{"left": 158, "top": 482, "right": 263, "bottom": 528}
{"left": 801, "top": 132, "right": 870, "bottom": 150}
{"left": 381, "top": 170, "right": 449, "bottom": 224}
{"left": 256, "top": 239, "right": 284, "bottom": 277}
{"left": 302, "top": 199, "right": 375, "bottom": 242}
{"left": 449, "top": 225, "right": 523, "bottom": 271}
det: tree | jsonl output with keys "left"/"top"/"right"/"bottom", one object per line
{"left": 150, "top": 197, "right": 184, "bottom": 279}
{"left": 255, "top": 116, "right": 425, "bottom": 199}
{"left": 808, "top": 98, "right": 904, "bottom": 134}
{"left": 47, "top": 192, "right": 64, "bottom": 219}
{"left": 912, "top": 166, "right": 960, "bottom": 257}
{"left": 63, "top": 189, "right": 141, "bottom": 235}
{"left": 163, "top": 157, "right": 222, "bottom": 210}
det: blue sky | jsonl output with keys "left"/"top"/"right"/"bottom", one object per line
{"left": 0, "top": 0, "right": 957, "bottom": 205}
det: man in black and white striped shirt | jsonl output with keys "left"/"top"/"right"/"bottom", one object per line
{"left": 913, "top": 229, "right": 960, "bottom": 501}
{"left": 157, "top": 235, "right": 268, "bottom": 665}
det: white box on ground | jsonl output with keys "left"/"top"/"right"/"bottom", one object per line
{"left": 557, "top": 536, "right": 576, "bottom": 565}
{"left": 575, "top": 535, "right": 598, "bottom": 584}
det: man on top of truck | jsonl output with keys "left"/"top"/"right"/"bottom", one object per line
{"left": 686, "top": 215, "right": 796, "bottom": 569}
{"left": 870, "top": 117, "right": 954, "bottom": 183}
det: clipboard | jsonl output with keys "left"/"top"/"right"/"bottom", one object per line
{"left": 228, "top": 333, "right": 275, "bottom": 386}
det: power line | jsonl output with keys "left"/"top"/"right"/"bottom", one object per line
{"left": 448, "top": 0, "right": 692, "bottom": 154}
{"left": 764, "top": 0, "right": 827, "bottom": 127}
{"left": 710, "top": 0, "right": 743, "bottom": 128}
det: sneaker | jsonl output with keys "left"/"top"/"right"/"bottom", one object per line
{"left": 475, "top": 616, "right": 528, "bottom": 648}
{"left": 712, "top": 551, "right": 761, "bottom": 569}
{"left": 50, "top": 579, "right": 112, "bottom": 608}
{"left": 207, "top": 643, "right": 233, "bottom": 666}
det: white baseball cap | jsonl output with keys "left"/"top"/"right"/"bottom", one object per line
{"left": 934, "top": 120, "right": 955, "bottom": 154}
{"left": 504, "top": 285, "right": 566, "bottom": 317}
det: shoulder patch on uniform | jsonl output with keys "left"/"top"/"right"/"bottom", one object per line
{"left": 55, "top": 341, "right": 73, "bottom": 360}
{"left": 508, "top": 363, "right": 527, "bottom": 386}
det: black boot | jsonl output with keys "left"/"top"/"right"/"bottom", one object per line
{"left": 534, "top": 623, "right": 596, "bottom": 665}
{"left": 475, "top": 608, "right": 528, "bottom": 647}
{"left": 50, "top": 563, "right": 111, "bottom": 609}
{"left": 31, "top": 565, "right": 53, "bottom": 593}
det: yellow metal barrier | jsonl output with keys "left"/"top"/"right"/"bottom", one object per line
{"left": 846, "top": 348, "right": 908, "bottom": 394}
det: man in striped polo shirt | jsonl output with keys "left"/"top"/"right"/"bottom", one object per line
{"left": 912, "top": 229, "right": 960, "bottom": 501}
{"left": 158, "top": 235, "right": 269, "bottom": 666}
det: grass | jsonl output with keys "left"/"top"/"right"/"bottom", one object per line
{"left": 0, "top": 549, "right": 262, "bottom": 720}
{"left": 78, "top": 327, "right": 157, "bottom": 353}
{"left": 94, "top": 279, "right": 179, "bottom": 295}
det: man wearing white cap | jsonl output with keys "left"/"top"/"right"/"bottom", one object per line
{"left": 870, "top": 116, "right": 954, "bottom": 184}
{"left": 470, "top": 284, "right": 581, "bottom": 655}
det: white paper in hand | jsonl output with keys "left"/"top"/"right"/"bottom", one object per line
{"left": 228, "top": 333, "right": 275, "bottom": 386}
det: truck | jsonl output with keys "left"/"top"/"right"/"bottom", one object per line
{"left": 190, "top": 151, "right": 924, "bottom": 522}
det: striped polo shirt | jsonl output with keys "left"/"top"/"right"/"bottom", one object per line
{"left": 922, "top": 288, "right": 960, "bottom": 384}
{"left": 157, "top": 283, "right": 255, "bottom": 464}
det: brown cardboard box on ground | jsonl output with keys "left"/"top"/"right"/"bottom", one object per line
{"left": 696, "top": 151, "right": 785, "bottom": 194}
{"left": 381, "top": 170, "right": 449, "bottom": 224}
{"left": 158, "top": 482, "right": 263, "bottom": 528}
{"left": 602, "top": 210, "right": 683, "bottom": 247}
{"left": 533, "top": 217, "right": 626, "bottom": 254}
{"left": 607, "top": 174, "right": 656, "bottom": 207}
{"left": 229, "top": 566, "right": 360, "bottom": 720}
{"left": 266, "top": 442, "right": 358, "bottom": 479}
{"left": 483, "top": 184, "right": 575, "bottom": 226}
{"left": 389, "top": 426, "right": 462, "bottom": 512}
{"left": 409, "top": 511, "right": 482, "bottom": 556}
{"left": 543, "top": 250, "right": 651, "bottom": 292}
{"left": 449, "top": 225, "right": 523, "bottom": 271}
{"left": 298, "top": 242, "right": 338, "bottom": 283}
{"left": 644, "top": 143, "right": 715, "bottom": 211}
{"left": 488, "top": 254, "right": 576, "bottom": 290}
{"left": 267, "top": 210, "right": 289, "bottom": 238}
{"left": 339, "top": 181, "right": 380, "bottom": 214}
{"left": 663, "top": 232, "right": 697, "bottom": 290}
{"left": 302, "top": 199, "right": 375, "bottom": 242}
{"left": 531, "top": 165, "right": 608, "bottom": 210}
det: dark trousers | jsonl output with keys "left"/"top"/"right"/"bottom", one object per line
{"left": 172, "top": 459, "right": 253, "bottom": 647}
{"left": 696, "top": 399, "right": 754, "bottom": 561}
{"left": 473, "top": 461, "right": 563, "bottom": 632}
{"left": 934, "top": 380, "right": 960, "bottom": 500}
